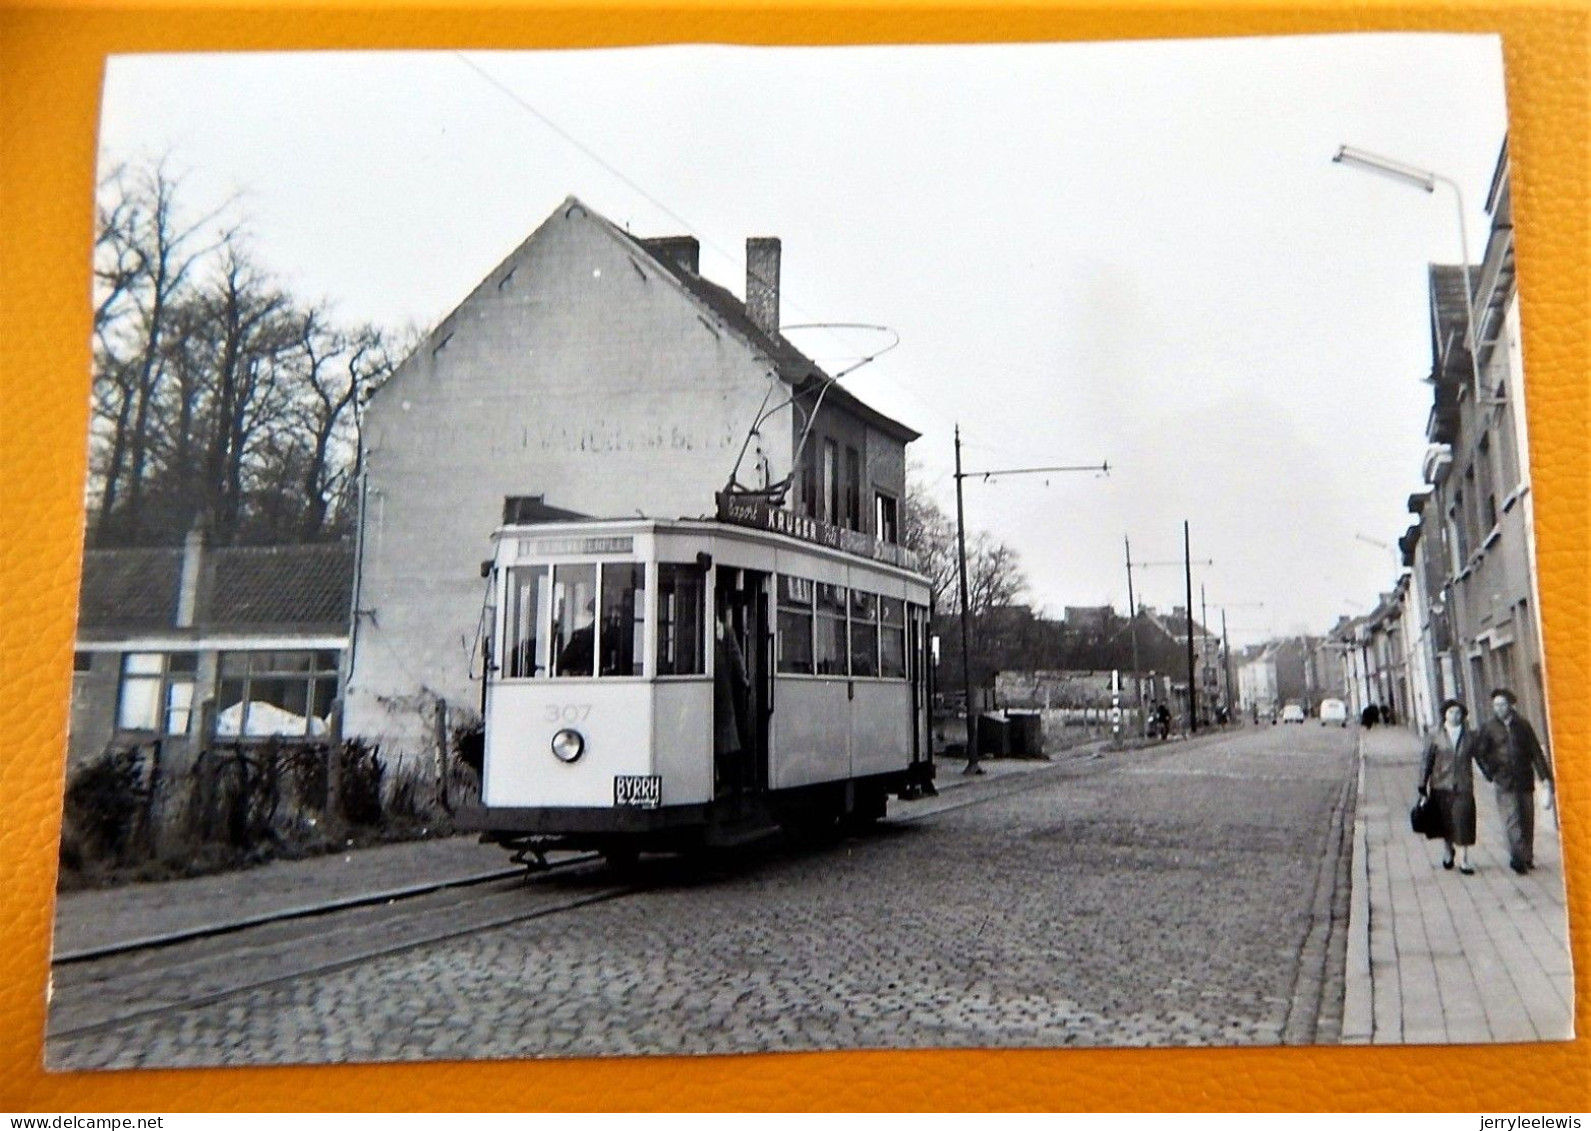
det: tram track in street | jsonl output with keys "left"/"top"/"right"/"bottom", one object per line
{"left": 47, "top": 862, "right": 629, "bottom": 1043}
{"left": 48, "top": 739, "right": 1225, "bottom": 1050}
{"left": 47, "top": 766, "right": 1074, "bottom": 1046}
{"left": 50, "top": 860, "right": 581, "bottom": 966}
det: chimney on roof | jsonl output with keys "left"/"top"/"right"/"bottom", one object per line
{"left": 177, "top": 515, "right": 208, "bottom": 628}
{"left": 644, "top": 236, "right": 699, "bottom": 276}
{"left": 746, "top": 237, "right": 781, "bottom": 335}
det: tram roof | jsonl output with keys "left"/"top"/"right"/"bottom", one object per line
{"left": 492, "top": 515, "right": 929, "bottom": 584}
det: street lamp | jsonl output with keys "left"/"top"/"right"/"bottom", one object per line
{"left": 1332, "top": 144, "right": 1483, "bottom": 403}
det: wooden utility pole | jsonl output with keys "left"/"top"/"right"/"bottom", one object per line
{"left": 1222, "top": 609, "right": 1234, "bottom": 722}
{"left": 1184, "top": 520, "right": 1197, "bottom": 734}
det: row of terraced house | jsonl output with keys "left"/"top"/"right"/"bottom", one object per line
{"left": 1331, "top": 138, "right": 1549, "bottom": 739}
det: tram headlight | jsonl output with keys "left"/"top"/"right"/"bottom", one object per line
{"left": 550, "top": 728, "right": 586, "bottom": 763}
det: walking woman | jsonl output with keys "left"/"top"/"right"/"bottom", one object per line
{"left": 1419, "top": 698, "right": 1480, "bottom": 874}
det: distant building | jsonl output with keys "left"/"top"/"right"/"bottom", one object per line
{"left": 1237, "top": 648, "right": 1280, "bottom": 719}
{"left": 993, "top": 604, "right": 1226, "bottom": 726}
{"left": 1236, "top": 635, "right": 1327, "bottom": 719}
{"left": 1063, "top": 605, "right": 1112, "bottom": 634}
{"left": 346, "top": 198, "right": 918, "bottom": 758}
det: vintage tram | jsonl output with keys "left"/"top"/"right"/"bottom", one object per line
{"left": 459, "top": 503, "right": 936, "bottom": 866}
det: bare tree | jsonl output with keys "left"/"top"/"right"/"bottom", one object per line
{"left": 88, "top": 157, "right": 404, "bottom": 548}
{"left": 902, "top": 468, "right": 957, "bottom": 610}
{"left": 90, "top": 160, "right": 231, "bottom": 543}
{"left": 966, "top": 533, "right": 1027, "bottom": 618}
{"left": 288, "top": 320, "right": 402, "bottom": 539}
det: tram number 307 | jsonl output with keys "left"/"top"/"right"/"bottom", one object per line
{"left": 615, "top": 775, "right": 662, "bottom": 809}
{"left": 544, "top": 704, "right": 592, "bottom": 723}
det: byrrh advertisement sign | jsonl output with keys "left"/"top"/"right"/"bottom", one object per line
{"left": 715, "top": 493, "right": 922, "bottom": 573}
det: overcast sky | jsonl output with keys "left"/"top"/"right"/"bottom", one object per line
{"left": 99, "top": 35, "right": 1511, "bottom": 645}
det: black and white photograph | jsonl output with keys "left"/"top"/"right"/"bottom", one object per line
{"left": 49, "top": 34, "right": 1572, "bottom": 1070}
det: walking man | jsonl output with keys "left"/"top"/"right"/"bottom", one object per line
{"left": 1476, "top": 688, "right": 1555, "bottom": 874}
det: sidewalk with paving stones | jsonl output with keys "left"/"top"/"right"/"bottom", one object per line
{"left": 1341, "top": 724, "right": 1573, "bottom": 1044}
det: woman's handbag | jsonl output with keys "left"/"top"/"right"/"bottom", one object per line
{"left": 1410, "top": 791, "right": 1445, "bottom": 839}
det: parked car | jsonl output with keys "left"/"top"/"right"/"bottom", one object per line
{"left": 1280, "top": 701, "right": 1307, "bottom": 724}
{"left": 1319, "top": 698, "right": 1349, "bottom": 727}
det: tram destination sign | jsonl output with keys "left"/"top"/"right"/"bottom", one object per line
{"left": 522, "top": 535, "right": 635, "bottom": 557}
{"left": 715, "top": 493, "right": 921, "bottom": 572}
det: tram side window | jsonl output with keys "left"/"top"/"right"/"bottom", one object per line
{"left": 552, "top": 564, "right": 599, "bottom": 677}
{"left": 776, "top": 575, "right": 815, "bottom": 675}
{"left": 505, "top": 566, "right": 549, "bottom": 678}
{"left": 879, "top": 597, "right": 907, "bottom": 678}
{"left": 657, "top": 563, "right": 707, "bottom": 675}
{"left": 815, "top": 583, "right": 848, "bottom": 676}
{"left": 849, "top": 590, "right": 879, "bottom": 677}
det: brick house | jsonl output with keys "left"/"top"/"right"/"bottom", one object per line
{"left": 345, "top": 197, "right": 919, "bottom": 758}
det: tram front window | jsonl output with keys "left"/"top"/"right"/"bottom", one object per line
{"left": 599, "top": 562, "right": 646, "bottom": 677}
{"left": 657, "top": 563, "right": 707, "bottom": 675}
{"left": 552, "top": 564, "right": 598, "bottom": 677}
{"left": 505, "top": 566, "right": 549, "bottom": 678}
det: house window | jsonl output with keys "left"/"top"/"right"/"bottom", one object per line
{"left": 1490, "top": 641, "right": 1517, "bottom": 697}
{"left": 117, "top": 651, "right": 197, "bottom": 735}
{"left": 599, "top": 562, "right": 646, "bottom": 677}
{"left": 875, "top": 493, "right": 900, "bottom": 545}
{"left": 815, "top": 583, "right": 848, "bottom": 676}
{"left": 1462, "top": 468, "right": 1480, "bottom": 553}
{"left": 1497, "top": 401, "right": 1523, "bottom": 493}
{"left": 1448, "top": 493, "right": 1468, "bottom": 567}
{"left": 657, "top": 563, "right": 707, "bottom": 675}
{"left": 74, "top": 651, "right": 92, "bottom": 673}
{"left": 800, "top": 453, "right": 819, "bottom": 519}
{"left": 776, "top": 575, "right": 815, "bottom": 674}
{"left": 216, "top": 650, "right": 338, "bottom": 738}
{"left": 822, "top": 439, "right": 840, "bottom": 525}
{"left": 1477, "top": 434, "right": 1498, "bottom": 531}
{"left": 845, "top": 447, "right": 862, "bottom": 531}
{"left": 505, "top": 565, "right": 550, "bottom": 678}
{"left": 849, "top": 590, "right": 879, "bottom": 677}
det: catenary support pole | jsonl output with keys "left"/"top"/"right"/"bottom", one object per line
{"left": 954, "top": 425, "right": 981, "bottom": 775}
{"left": 1125, "top": 536, "right": 1141, "bottom": 721}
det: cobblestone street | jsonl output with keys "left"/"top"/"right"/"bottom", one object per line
{"left": 50, "top": 724, "right": 1356, "bottom": 1069}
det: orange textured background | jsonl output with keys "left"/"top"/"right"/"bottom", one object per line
{"left": 1, "top": 0, "right": 1586, "bottom": 1112}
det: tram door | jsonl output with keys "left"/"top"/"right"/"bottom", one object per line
{"left": 714, "top": 568, "right": 770, "bottom": 796}
{"left": 908, "top": 604, "right": 931, "bottom": 764}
